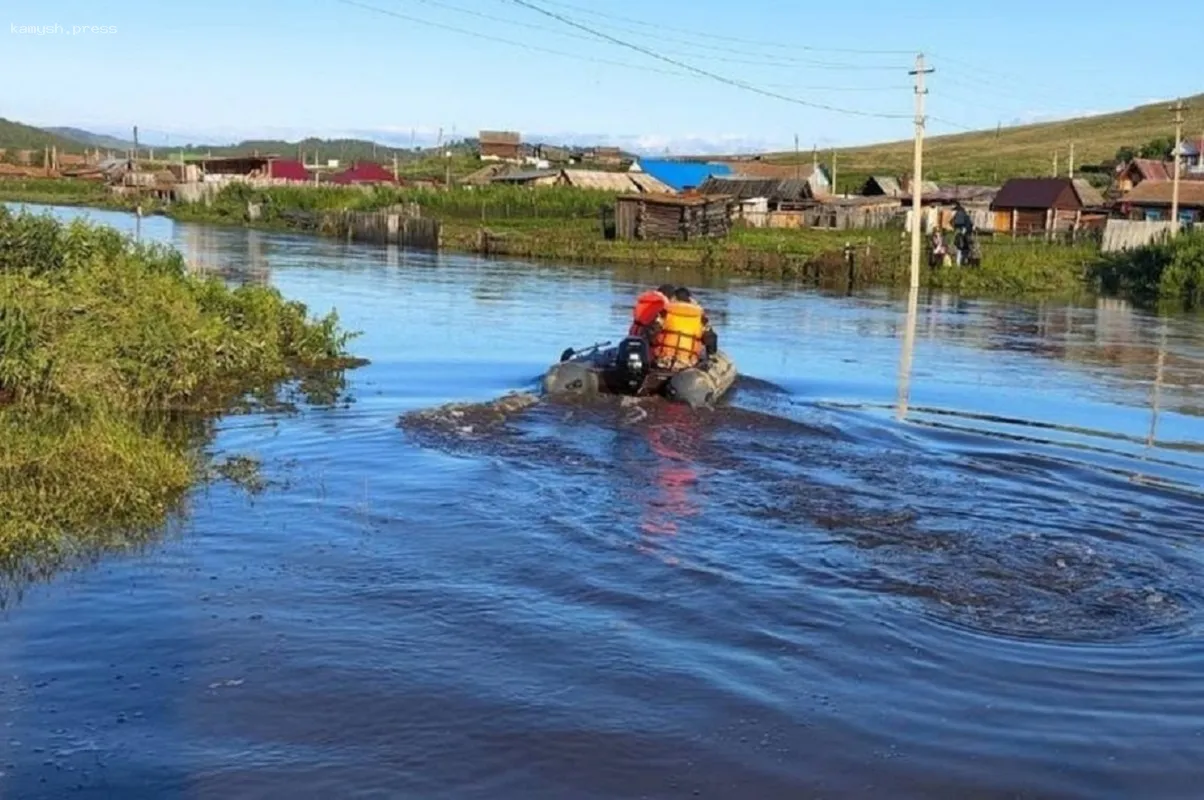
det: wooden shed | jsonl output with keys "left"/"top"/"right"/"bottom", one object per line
{"left": 990, "top": 177, "right": 1096, "bottom": 235}
{"left": 614, "top": 194, "right": 732, "bottom": 241}
{"left": 479, "top": 130, "right": 521, "bottom": 162}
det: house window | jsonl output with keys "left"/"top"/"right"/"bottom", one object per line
{"left": 1143, "top": 208, "right": 1162, "bottom": 221}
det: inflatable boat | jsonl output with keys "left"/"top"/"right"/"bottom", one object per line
{"left": 541, "top": 336, "right": 737, "bottom": 409}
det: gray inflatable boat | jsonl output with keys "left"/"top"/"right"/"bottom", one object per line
{"left": 542, "top": 336, "right": 737, "bottom": 409}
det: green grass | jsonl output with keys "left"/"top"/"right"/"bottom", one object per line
{"left": 753, "top": 93, "right": 1204, "bottom": 186}
{"left": 0, "top": 177, "right": 113, "bottom": 206}
{"left": 1093, "top": 229, "right": 1204, "bottom": 308}
{"left": 0, "top": 206, "right": 362, "bottom": 583}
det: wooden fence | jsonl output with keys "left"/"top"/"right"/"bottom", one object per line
{"left": 1100, "top": 219, "right": 1178, "bottom": 253}
{"left": 318, "top": 208, "right": 441, "bottom": 249}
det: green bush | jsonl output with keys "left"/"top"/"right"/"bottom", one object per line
{"left": 0, "top": 207, "right": 360, "bottom": 581}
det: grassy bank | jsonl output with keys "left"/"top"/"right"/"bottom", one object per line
{"left": 0, "top": 207, "right": 361, "bottom": 584}
{"left": 0, "top": 177, "right": 114, "bottom": 207}
{"left": 1093, "top": 229, "right": 1204, "bottom": 308}
{"left": 161, "top": 183, "right": 1099, "bottom": 297}
{"left": 2, "top": 180, "right": 1106, "bottom": 300}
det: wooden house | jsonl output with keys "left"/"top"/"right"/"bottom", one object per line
{"left": 478, "top": 130, "right": 521, "bottom": 162}
{"left": 329, "top": 161, "right": 397, "bottom": 185}
{"left": 861, "top": 175, "right": 903, "bottom": 197}
{"left": 489, "top": 168, "right": 561, "bottom": 187}
{"left": 695, "top": 176, "right": 811, "bottom": 210}
{"left": 1115, "top": 158, "right": 1171, "bottom": 194}
{"left": 1176, "top": 136, "right": 1204, "bottom": 173}
{"left": 719, "top": 159, "right": 832, "bottom": 197}
{"left": 614, "top": 193, "right": 731, "bottom": 241}
{"left": 1117, "top": 181, "right": 1204, "bottom": 224}
{"left": 989, "top": 177, "right": 1104, "bottom": 235}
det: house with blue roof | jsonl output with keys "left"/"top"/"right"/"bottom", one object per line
{"left": 632, "top": 159, "right": 732, "bottom": 192}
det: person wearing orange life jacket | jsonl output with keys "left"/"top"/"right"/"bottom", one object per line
{"left": 651, "top": 287, "right": 717, "bottom": 370}
{"left": 629, "top": 284, "right": 676, "bottom": 341}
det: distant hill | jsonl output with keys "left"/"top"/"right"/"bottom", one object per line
{"left": 43, "top": 126, "right": 135, "bottom": 151}
{"left": 0, "top": 119, "right": 83, "bottom": 153}
{"left": 172, "top": 137, "right": 458, "bottom": 164}
{"left": 721, "top": 94, "right": 1204, "bottom": 189}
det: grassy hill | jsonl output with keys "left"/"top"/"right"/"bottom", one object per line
{"left": 0, "top": 119, "right": 84, "bottom": 153}
{"left": 43, "top": 126, "right": 135, "bottom": 151}
{"left": 752, "top": 94, "right": 1204, "bottom": 189}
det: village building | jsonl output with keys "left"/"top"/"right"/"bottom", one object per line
{"left": 989, "top": 177, "right": 1106, "bottom": 235}
{"left": 612, "top": 193, "right": 731, "bottom": 242}
{"left": 197, "top": 155, "right": 312, "bottom": 183}
{"left": 478, "top": 130, "right": 521, "bottom": 162}
{"left": 905, "top": 184, "right": 999, "bottom": 232}
{"left": 558, "top": 168, "right": 673, "bottom": 194}
{"left": 631, "top": 159, "right": 732, "bottom": 192}
{"left": 1175, "top": 136, "right": 1204, "bottom": 173}
{"left": 719, "top": 159, "right": 832, "bottom": 197}
{"left": 329, "top": 161, "right": 398, "bottom": 185}
{"left": 861, "top": 176, "right": 903, "bottom": 197}
{"left": 489, "top": 168, "right": 561, "bottom": 187}
{"left": 1115, "top": 158, "right": 1172, "bottom": 194}
{"left": 1116, "top": 181, "right": 1204, "bottom": 224}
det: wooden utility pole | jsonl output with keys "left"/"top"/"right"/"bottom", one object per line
{"left": 992, "top": 122, "right": 1001, "bottom": 182}
{"left": 1171, "top": 98, "right": 1185, "bottom": 235}
{"left": 908, "top": 52, "right": 933, "bottom": 291}
{"left": 831, "top": 152, "right": 837, "bottom": 197}
{"left": 1068, "top": 141, "right": 1075, "bottom": 178}
{"left": 1052, "top": 150, "right": 1058, "bottom": 177}
{"left": 794, "top": 133, "right": 800, "bottom": 181}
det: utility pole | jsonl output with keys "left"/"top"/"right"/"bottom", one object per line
{"left": 908, "top": 52, "right": 933, "bottom": 291}
{"left": 992, "top": 121, "right": 1001, "bottom": 182}
{"left": 794, "top": 133, "right": 800, "bottom": 181}
{"left": 831, "top": 152, "right": 837, "bottom": 197}
{"left": 1068, "top": 141, "right": 1075, "bottom": 178}
{"left": 132, "top": 125, "right": 138, "bottom": 162}
{"left": 1171, "top": 98, "right": 1185, "bottom": 235}
{"left": 1052, "top": 150, "right": 1058, "bottom": 177}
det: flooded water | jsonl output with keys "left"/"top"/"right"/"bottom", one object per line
{"left": 3, "top": 203, "right": 1204, "bottom": 798}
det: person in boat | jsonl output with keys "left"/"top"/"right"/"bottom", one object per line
{"left": 629, "top": 284, "right": 676, "bottom": 341}
{"left": 651, "top": 287, "right": 716, "bottom": 371}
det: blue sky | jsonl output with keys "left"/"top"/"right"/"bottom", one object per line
{"left": 5, "top": 0, "right": 1200, "bottom": 153}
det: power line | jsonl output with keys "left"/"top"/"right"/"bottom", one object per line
{"left": 334, "top": 0, "right": 693, "bottom": 79}
{"left": 518, "top": 0, "right": 917, "bottom": 55}
{"left": 505, "top": 0, "right": 911, "bottom": 120}
{"left": 401, "top": 0, "right": 904, "bottom": 71}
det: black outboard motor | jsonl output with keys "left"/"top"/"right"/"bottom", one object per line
{"left": 613, "top": 336, "right": 650, "bottom": 393}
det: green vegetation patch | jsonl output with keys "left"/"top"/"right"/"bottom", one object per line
{"left": 0, "top": 206, "right": 361, "bottom": 585}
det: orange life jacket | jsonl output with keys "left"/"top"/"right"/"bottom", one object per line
{"left": 651, "top": 301, "right": 704, "bottom": 369}
{"left": 629, "top": 289, "right": 669, "bottom": 337}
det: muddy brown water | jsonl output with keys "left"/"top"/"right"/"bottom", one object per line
{"left": 2, "top": 203, "right": 1204, "bottom": 798}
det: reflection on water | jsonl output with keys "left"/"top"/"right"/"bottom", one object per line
{"left": 896, "top": 283, "right": 919, "bottom": 421}
{"left": 3, "top": 202, "right": 1204, "bottom": 799}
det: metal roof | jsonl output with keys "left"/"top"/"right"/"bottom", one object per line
{"left": 479, "top": 130, "right": 521, "bottom": 145}
{"left": 991, "top": 178, "right": 1082, "bottom": 210}
{"left": 635, "top": 159, "right": 731, "bottom": 191}
{"left": 489, "top": 169, "right": 559, "bottom": 182}
{"left": 561, "top": 169, "right": 673, "bottom": 193}
{"left": 1072, "top": 178, "right": 1106, "bottom": 208}
{"left": 1123, "top": 180, "right": 1204, "bottom": 208}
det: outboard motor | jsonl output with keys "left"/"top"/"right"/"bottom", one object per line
{"left": 613, "top": 336, "right": 650, "bottom": 393}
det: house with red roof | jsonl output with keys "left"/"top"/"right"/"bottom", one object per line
{"left": 329, "top": 162, "right": 398, "bottom": 185}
